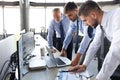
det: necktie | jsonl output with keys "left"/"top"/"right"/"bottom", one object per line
{"left": 59, "top": 21, "right": 65, "bottom": 43}
{"left": 100, "top": 25, "right": 104, "bottom": 60}
{"left": 75, "top": 20, "right": 79, "bottom": 53}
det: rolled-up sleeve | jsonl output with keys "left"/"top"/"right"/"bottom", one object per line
{"left": 62, "top": 23, "right": 74, "bottom": 50}
{"left": 47, "top": 20, "right": 54, "bottom": 49}
{"left": 77, "top": 26, "right": 92, "bottom": 54}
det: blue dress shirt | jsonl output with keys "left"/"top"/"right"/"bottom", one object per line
{"left": 63, "top": 18, "right": 95, "bottom": 54}
{"left": 47, "top": 15, "right": 71, "bottom": 49}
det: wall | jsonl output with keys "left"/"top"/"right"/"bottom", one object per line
{"left": 101, "top": 4, "right": 120, "bottom": 11}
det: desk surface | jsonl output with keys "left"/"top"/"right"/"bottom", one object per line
{"left": 23, "top": 67, "right": 67, "bottom": 80}
{"left": 23, "top": 67, "right": 90, "bottom": 80}
{"left": 23, "top": 35, "right": 90, "bottom": 80}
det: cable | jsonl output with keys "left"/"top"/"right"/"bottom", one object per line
{"left": 4, "top": 72, "right": 11, "bottom": 80}
{"left": 0, "top": 60, "right": 10, "bottom": 75}
{"left": 1, "top": 61, "right": 11, "bottom": 80}
{"left": 23, "top": 71, "right": 29, "bottom": 77}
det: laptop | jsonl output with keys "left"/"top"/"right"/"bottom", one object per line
{"left": 45, "top": 46, "right": 71, "bottom": 68}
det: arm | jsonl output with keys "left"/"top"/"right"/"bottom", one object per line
{"left": 83, "top": 26, "right": 102, "bottom": 66}
{"left": 47, "top": 20, "right": 54, "bottom": 49}
{"left": 96, "top": 12, "right": 120, "bottom": 80}
{"left": 69, "top": 26, "right": 102, "bottom": 71}
{"left": 96, "top": 30, "right": 120, "bottom": 80}
{"left": 60, "top": 23, "right": 74, "bottom": 56}
{"left": 71, "top": 26, "right": 93, "bottom": 66}
{"left": 62, "top": 24, "right": 74, "bottom": 50}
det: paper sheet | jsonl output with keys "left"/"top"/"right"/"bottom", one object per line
{"left": 56, "top": 69, "right": 90, "bottom": 80}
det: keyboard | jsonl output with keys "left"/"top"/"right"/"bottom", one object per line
{"left": 55, "top": 58, "right": 65, "bottom": 65}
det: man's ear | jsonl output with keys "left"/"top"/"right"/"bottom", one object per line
{"left": 75, "top": 8, "right": 79, "bottom": 13}
{"left": 90, "top": 12, "right": 96, "bottom": 19}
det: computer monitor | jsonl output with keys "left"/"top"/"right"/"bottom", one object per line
{"left": 22, "top": 32, "right": 35, "bottom": 60}
{"left": 16, "top": 36, "right": 23, "bottom": 80}
{"left": 16, "top": 32, "right": 35, "bottom": 80}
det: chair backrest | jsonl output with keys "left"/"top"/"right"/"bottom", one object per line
{"left": 0, "top": 35, "right": 16, "bottom": 74}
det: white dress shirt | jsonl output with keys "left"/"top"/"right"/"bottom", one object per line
{"left": 83, "top": 8, "right": 120, "bottom": 80}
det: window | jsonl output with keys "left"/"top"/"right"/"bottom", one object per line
{"left": 29, "top": 0, "right": 45, "bottom": 3}
{"left": 4, "top": 6, "right": 20, "bottom": 34}
{"left": 0, "top": 7, "right": 3, "bottom": 34}
{"left": 29, "top": 7, "right": 45, "bottom": 33}
{"left": 64, "top": 0, "right": 83, "bottom": 3}
{"left": 0, "top": 0, "right": 116, "bottom": 34}
{"left": 45, "top": 0, "right": 64, "bottom": 3}
{"left": 29, "top": 6, "right": 64, "bottom": 33}
{"left": 2, "top": 0, "right": 18, "bottom": 1}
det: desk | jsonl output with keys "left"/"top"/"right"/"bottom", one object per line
{"left": 23, "top": 67, "right": 67, "bottom": 80}
{"left": 23, "top": 67, "right": 91, "bottom": 80}
{"left": 23, "top": 35, "right": 90, "bottom": 80}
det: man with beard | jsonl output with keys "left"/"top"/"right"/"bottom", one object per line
{"left": 60, "top": 2, "right": 95, "bottom": 66}
{"left": 69, "top": 1, "right": 120, "bottom": 80}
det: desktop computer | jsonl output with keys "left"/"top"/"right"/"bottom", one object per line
{"left": 16, "top": 32, "right": 35, "bottom": 80}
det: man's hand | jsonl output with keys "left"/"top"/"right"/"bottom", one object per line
{"left": 69, "top": 65, "right": 86, "bottom": 72}
{"left": 71, "top": 53, "right": 81, "bottom": 66}
{"left": 50, "top": 48, "right": 56, "bottom": 53}
{"left": 60, "top": 48, "right": 67, "bottom": 57}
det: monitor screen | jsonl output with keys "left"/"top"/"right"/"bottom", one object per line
{"left": 16, "top": 36, "right": 23, "bottom": 80}
{"left": 22, "top": 32, "right": 35, "bottom": 60}
{"left": 16, "top": 32, "right": 35, "bottom": 80}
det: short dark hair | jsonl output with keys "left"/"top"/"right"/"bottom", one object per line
{"left": 64, "top": 2, "right": 78, "bottom": 14}
{"left": 53, "top": 8, "right": 60, "bottom": 12}
{"left": 78, "top": 1, "right": 101, "bottom": 16}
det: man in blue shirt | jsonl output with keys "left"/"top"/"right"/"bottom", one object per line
{"left": 60, "top": 2, "right": 95, "bottom": 65}
{"left": 47, "top": 8, "right": 73, "bottom": 60}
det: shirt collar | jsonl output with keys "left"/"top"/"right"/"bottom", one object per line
{"left": 101, "top": 12, "right": 107, "bottom": 27}
{"left": 61, "top": 14, "right": 66, "bottom": 20}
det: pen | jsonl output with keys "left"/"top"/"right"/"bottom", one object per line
{"left": 59, "top": 70, "right": 75, "bottom": 73}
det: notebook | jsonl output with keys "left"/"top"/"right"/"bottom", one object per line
{"left": 28, "top": 48, "right": 46, "bottom": 70}
{"left": 45, "top": 46, "right": 71, "bottom": 68}
{"left": 29, "top": 58, "right": 46, "bottom": 70}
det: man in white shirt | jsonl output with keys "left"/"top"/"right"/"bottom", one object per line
{"left": 69, "top": 1, "right": 120, "bottom": 80}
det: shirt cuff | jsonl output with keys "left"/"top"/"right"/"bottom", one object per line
{"left": 83, "top": 60, "right": 89, "bottom": 66}
{"left": 62, "top": 43, "right": 68, "bottom": 50}
{"left": 77, "top": 47, "right": 86, "bottom": 55}
{"left": 48, "top": 45, "right": 53, "bottom": 49}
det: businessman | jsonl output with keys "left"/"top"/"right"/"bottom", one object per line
{"left": 47, "top": 8, "right": 73, "bottom": 60}
{"left": 60, "top": 2, "right": 95, "bottom": 65}
{"left": 70, "top": 1, "right": 120, "bottom": 80}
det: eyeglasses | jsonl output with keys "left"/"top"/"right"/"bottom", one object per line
{"left": 57, "top": 71, "right": 94, "bottom": 80}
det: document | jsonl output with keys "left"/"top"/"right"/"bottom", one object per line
{"left": 56, "top": 69, "right": 91, "bottom": 80}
